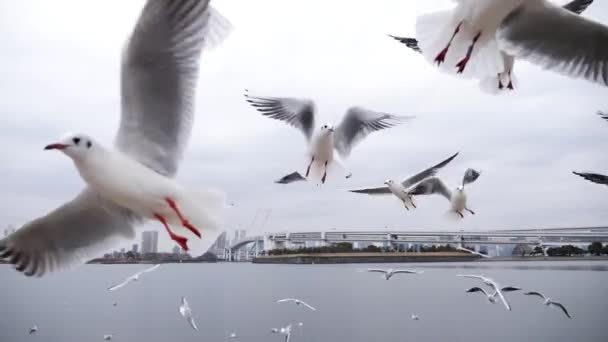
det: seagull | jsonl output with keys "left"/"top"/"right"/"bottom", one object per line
{"left": 414, "top": 0, "right": 607, "bottom": 88}
{"left": 524, "top": 291, "right": 572, "bottom": 319}
{"left": 179, "top": 297, "right": 198, "bottom": 331}
{"left": 391, "top": 0, "right": 594, "bottom": 93}
{"left": 457, "top": 274, "right": 515, "bottom": 310}
{"left": 298, "top": 322, "right": 304, "bottom": 327}
{"left": 411, "top": 314, "right": 420, "bottom": 320}
{"left": 348, "top": 152, "right": 459, "bottom": 210}
{"left": 275, "top": 171, "right": 307, "bottom": 185}
{"left": 29, "top": 326, "right": 38, "bottom": 334}
{"left": 597, "top": 110, "right": 608, "bottom": 122}
{"left": 457, "top": 246, "right": 491, "bottom": 258}
{"left": 103, "top": 334, "right": 113, "bottom": 340}
{"left": 277, "top": 298, "right": 317, "bottom": 311}
{"left": 271, "top": 324, "right": 292, "bottom": 342}
{"left": 573, "top": 171, "right": 608, "bottom": 186}
{"left": 466, "top": 286, "right": 521, "bottom": 305}
{"left": 407, "top": 168, "right": 480, "bottom": 219}
{"left": 112, "top": 301, "right": 118, "bottom": 307}
{"left": 228, "top": 332, "right": 237, "bottom": 339}
{"left": 244, "top": 90, "right": 412, "bottom": 184}
{"left": 0, "top": 0, "right": 232, "bottom": 276}
{"left": 107, "top": 264, "right": 160, "bottom": 291}
{"left": 367, "top": 268, "right": 423, "bottom": 280}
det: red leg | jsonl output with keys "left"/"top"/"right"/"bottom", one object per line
{"left": 321, "top": 161, "right": 328, "bottom": 184}
{"left": 165, "top": 198, "right": 201, "bottom": 238}
{"left": 155, "top": 213, "right": 189, "bottom": 251}
{"left": 305, "top": 156, "right": 315, "bottom": 177}
{"left": 507, "top": 71, "right": 514, "bottom": 90}
{"left": 435, "top": 22, "right": 462, "bottom": 65}
{"left": 456, "top": 32, "right": 481, "bottom": 74}
{"left": 497, "top": 73, "right": 504, "bottom": 89}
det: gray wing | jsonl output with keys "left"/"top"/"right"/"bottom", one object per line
{"left": 562, "top": 0, "right": 593, "bottom": 14}
{"left": 388, "top": 34, "right": 422, "bottom": 53}
{"left": 402, "top": 152, "right": 460, "bottom": 188}
{"left": 244, "top": 90, "right": 316, "bottom": 141}
{"left": 550, "top": 301, "right": 572, "bottom": 319}
{"left": 501, "top": 286, "right": 522, "bottom": 292}
{"left": 524, "top": 291, "right": 546, "bottom": 300}
{"left": 597, "top": 110, "right": 608, "bottom": 122}
{"left": 117, "top": 0, "right": 232, "bottom": 176}
{"left": 466, "top": 287, "right": 490, "bottom": 296}
{"left": 107, "top": 276, "right": 135, "bottom": 291}
{"left": 0, "top": 189, "right": 138, "bottom": 277}
{"left": 497, "top": 2, "right": 608, "bottom": 88}
{"left": 348, "top": 186, "right": 392, "bottom": 195}
{"left": 334, "top": 107, "right": 413, "bottom": 158}
{"left": 572, "top": 171, "right": 608, "bottom": 185}
{"left": 462, "top": 168, "right": 481, "bottom": 186}
{"left": 275, "top": 171, "right": 307, "bottom": 184}
{"left": 407, "top": 177, "right": 452, "bottom": 201}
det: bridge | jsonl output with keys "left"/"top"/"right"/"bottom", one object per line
{"left": 224, "top": 226, "right": 608, "bottom": 260}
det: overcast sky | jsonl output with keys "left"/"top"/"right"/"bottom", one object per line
{"left": 1, "top": 0, "right": 607, "bottom": 252}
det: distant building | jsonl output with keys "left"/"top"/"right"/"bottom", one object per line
{"left": 208, "top": 231, "right": 227, "bottom": 256}
{"left": 132, "top": 244, "right": 139, "bottom": 254}
{"left": 172, "top": 245, "right": 181, "bottom": 255}
{"left": 120, "top": 248, "right": 125, "bottom": 254}
{"left": 141, "top": 231, "right": 159, "bottom": 254}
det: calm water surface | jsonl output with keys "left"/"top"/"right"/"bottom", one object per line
{"left": 1, "top": 260, "right": 607, "bottom": 342}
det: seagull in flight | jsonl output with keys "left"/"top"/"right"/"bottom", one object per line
{"left": 348, "top": 152, "right": 459, "bottom": 210}
{"left": 367, "top": 268, "right": 423, "bottom": 280}
{"left": 407, "top": 168, "right": 481, "bottom": 218}
{"left": 228, "top": 332, "right": 237, "bottom": 339}
{"left": 457, "top": 246, "right": 491, "bottom": 258}
{"left": 107, "top": 264, "right": 160, "bottom": 291}
{"left": 103, "top": 334, "right": 114, "bottom": 340}
{"left": 389, "top": 0, "right": 595, "bottom": 93}
{"left": 457, "top": 275, "right": 515, "bottom": 311}
{"left": 277, "top": 298, "right": 317, "bottom": 311}
{"left": 244, "top": 90, "right": 412, "bottom": 184}
{"left": 466, "top": 286, "right": 521, "bottom": 305}
{"left": 0, "top": 0, "right": 232, "bottom": 276}
{"left": 179, "top": 297, "right": 199, "bottom": 331}
{"left": 524, "top": 291, "right": 572, "bottom": 319}
{"left": 411, "top": 314, "right": 420, "bottom": 320}
{"left": 29, "top": 326, "right": 38, "bottom": 335}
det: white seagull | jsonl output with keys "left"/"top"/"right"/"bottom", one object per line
{"left": 228, "top": 332, "right": 237, "bottom": 339}
{"left": 466, "top": 286, "right": 521, "bottom": 305}
{"left": 348, "top": 152, "right": 459, "bottom": 210}
{"left": 0, "top": 0, "right": 232, "bottom": 276}
{"left": 411, "top": 314, "right": 420, "bottom": 321}
{"left": 271, "top": 324, "right": 292, "bottom": 342}
{"left": 244, "top": 90, "right": 412, "bottom": 184}
{"left": 106, "top": 264, "right": 161, "bottom": 291}
{"left": 367, "top": 268, "right": 423, "bottom": 280}
{"left": 391, "top": 0, "right": 594, "bottom": 93}
{"left": 179, "top": 297, "right": 199, "bottom": 331}
{"left": 457, "top": 274, "right": 515, "bottom": 311}
{"left": 524, "top": 291, "right": 572, "bottom": 319}
{"left": 29, "top": 326, "right": 38, "bottom": 334}
{"left": 276, "top": 298, "right": 317, "bottom": 311}
{"left": 407, "top": 168, "right": 481, "bottom": 219}
{"left": 414, "top": 0, "right": 608, "bottom": 88}
{"left": 457, "top": 246, "right": 491, "bottom": 258}
{"left": 103, "top": 334, "right": 113, "bottom": 340}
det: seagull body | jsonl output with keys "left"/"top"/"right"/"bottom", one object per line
{"left": 411, "top": 314, "right": 420, "bottom": 320}
{"left": 107, "top": 264, "right": 160, "bottom": 291}
{"left": 415, "top": 0, "right": 607, "bottom": 88}
{"left": 277, "top": 298, "right": 317, "bottom": 311}
{"left": 112, "top": 301, "right": 118, "bottom": 307}
{"left": 245, "top": 90, "right": 412, "bottom": 184}
{"left": 466, "top": 286, "right": 521, "bottom": 304}
{"left": 391, "top": 0, "right": 593, "bottom": 93}
{"left": 367, "top": 268, "right": 423, "bottom": 280}
{"left": 348, "top": 152, "right": 459, "bottom": 211}
{"left": 103, "top": 334, "right": 113, "bottom": 340}
{"left": 457, "top": 246, "right": 491, "bottom": 258}
{"left": 179, "top": 297, "right": 198, "bottom": 331}
{"left": 29, "top": 326, "right": 38, "bottom": 334}
{"left": 524, "top": 291, "right": 572, "bottom": 318}
{"left": 407, "top": 168, "right": 481, "bottom": 218}
{"left": 0, "top": 0, "right": 232, "bottom": 276}
{"left": 228, "top": 332, "right": 237, "bottom": 339}
{"left": 458, "top": 274, "right": 514, "bottom": 310}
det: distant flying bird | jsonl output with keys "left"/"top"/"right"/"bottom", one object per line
{"left": 103, "top": 334, "right": 113, "bottom": 340}
{"left": 228, "top": 332, "right": 237, "bottom": 339}
{"left": 457, "top": 275, "right": 514, "bottom": 311}
{"left": 275, "top": 171, "right": 307, "bottom": 184}
{"left": 466, "top": 286, "right": 521, "bottom": 305}
{"left": 29, "top": 326, "right": 38, "bottom": 334}
{"left": 413, "top": 0, "right": 607, "bottom": 88}
{"left": 277, "top": 298, "right": 317, "bottom": 311}
{"left": 524, "top": 291, "right": 572, "bottom": 319}
{"left": 457, "top": 246, "right": 491, "bottom": 258}
{"left": 107, "top": 264, "right": 160, "bottom": 291}
{"left": 411, "top": 314, "right": 420, "bottom": 320}
{"left": 179, "top": 297, "right": 199, "bottom": 331}
{"left": 298, "top": 322, "right": 304, "bottom": 327}
{"left": 407, "top": 168, "right": 481, "bottom": 218}
{"left": 597, "top": 110, "right": 608, "bottom": 122}
{"left": 367, "top": 268, "right": 423, "bottom": 280}
{"left": 245, "top": 90, "right": 412, "bottom": 184}
{"left": 271, "top": 324, "right": 292, "bottom": 342}
{"left": 390, "top": 0, "right": 594, "bottom": 93}
{"left": 348, "top": 152, "right": 459, "bottom": 210}
{"left": 572, "top": 171, "right": 608, "bottom": 186}
{"left": 0, "top": 0, "right": 232, "bottom": 277}
{"left": 112, "top": 301, "right": 118, "bottom": 307}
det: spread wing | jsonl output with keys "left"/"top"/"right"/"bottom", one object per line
{"left": 367, "top": 269, "right": 388, "bottom": 274}
{"left": 334, "top": 107, "right": 412, "bottom": 158}
{"left": 497, "top": 1, "right": 608, "bottom": 88}
{"left": 462, "top": 168, "right": 481, "bottom": 186}
{"left": 275, "top": 171, "right": 307, "bottom": 184}
{"left": 597, "top": 110, "right": 608, "bottom": 122}
{"left": 392, "top": 270, "right": 423, "bottom": 275}
{"left": 107, "top": 275, "right": 136, "bottom": 291}
{"left": 501, "top": 286, "right": 522, "bottom": 292}
{"left": 524, "top": 291, "right": 547, "bottom": 300}
{"left": 277, "top": 298, "right": 297, "bottom": 303}
{"left": 466, "top": 287, "right": 490, "bottom": 296}
{"left": 244, "top": 90, "right": 316, "bottom": 141}
{"left": 572, "top": 171, "right": 608, "bottom": 185}
{"left": 494, "top": 288, "right": 512, "bottom": 311}
{"left": 299, "top": 301, "right": 317, "bottom": 311}
{"left": 562, "top": 0, "right": 594, "bottom": 14}
{"left": 388, "top": 34, "right": 422, "bottom": 53}
{"left": 550, "top": 301, "right": 572, "bottom": 319}
{"left": 140, "top": 263, "right": 161, "bottom": 274}
{"left": 407, "top": 177, "right": 452, "bottom": 201}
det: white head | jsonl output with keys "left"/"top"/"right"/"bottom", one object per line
{"left": 320, "top": 123, "right": 334, "bottom": 134}
{"left": 44, "top": 133, "right": 99, "bottom": 160}
{"left": 384, "top": 179, "right": 395, "bottom": 186}
{"left": 456, "top": 185, "right": 464, "bottom": 192}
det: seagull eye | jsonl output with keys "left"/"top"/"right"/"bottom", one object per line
{"left": 87, "top": 141, "right": 92, "bottom": 148}
{"left": 72, "top": 137, "right": 80, "bottom": 145}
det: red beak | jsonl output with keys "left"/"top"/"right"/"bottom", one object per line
{"left": 44, "top": 143, "right": 68, "bottom": 150}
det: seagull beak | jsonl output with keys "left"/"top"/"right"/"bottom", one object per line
{"left": 44, "top": 143, "right": 68, "bottom": 150}
{"left": 328, "top": 128, "right": 334, "bottom": 132}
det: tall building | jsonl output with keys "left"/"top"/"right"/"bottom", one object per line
{"left": 141, "top": 231, "right": 159, "bottom": 254}
{"left": 132, "top": 244, "right": 139, "bottom": 254}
